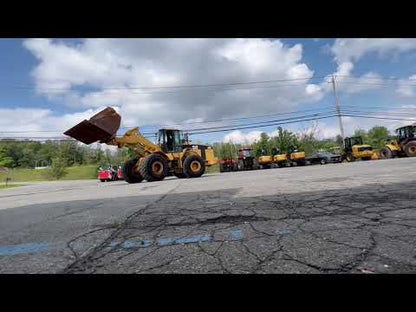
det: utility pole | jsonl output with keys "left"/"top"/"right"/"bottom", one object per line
{"left": 331, "top": 75, "right": 345, "bottom": 140}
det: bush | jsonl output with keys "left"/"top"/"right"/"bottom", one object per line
{"left": 48, "top": 157, "right": 68, "bottom": 180}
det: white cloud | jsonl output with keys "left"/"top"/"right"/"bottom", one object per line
{"left": 223, "top": 130, "right": 263, "bottom": 144}
{"left": 396, "top": 75, "right": 416, "bottom": 97}
{"left": 22, "top": 38, "right": 321, "bottom": 127}
{"left": 313, "top": 39, "right": 416, "bottom": 97}
{"left": 0, "top": 106, "right": 107, "bottom": 137}
{"left": 331, "top": 39, "right": 416, "bottom": 64}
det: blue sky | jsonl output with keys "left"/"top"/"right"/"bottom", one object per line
{"left": 1, "top": 38, "right": 416, "bottom": 144}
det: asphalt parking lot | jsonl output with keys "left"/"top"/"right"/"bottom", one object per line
{"left": 1, "top": 158, "right": 416, "bottom": 274}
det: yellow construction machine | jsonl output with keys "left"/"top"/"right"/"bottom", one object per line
{"left": 379, "top": 124, "right": 416, "bottom": 159}
{"left": 288, "top": 146, "right": 306, "bottom": 166}
{"left": 273, "top": 154, "right": 288, "bottom": 167}
{"left": 258, "top": 154, "right": 273, "bottom": 169}
{"left": 64, "top": 107, "right": 218, "bottom": 183}
{"left": 342, "top": 136, "right": 374, "bottom": 162}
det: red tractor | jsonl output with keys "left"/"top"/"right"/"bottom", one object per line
{"left": 236, "top": 147, "right": 259, "bottom": 170}
{"left": 98, "top": 166, "right": 124, "bottom": 182}
{"left": 219, "top": 158, "right": 238, "bottom": 172}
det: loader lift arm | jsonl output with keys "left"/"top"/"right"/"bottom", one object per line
{"left": 107, "top": 127, "right": 162, "bottom": 158}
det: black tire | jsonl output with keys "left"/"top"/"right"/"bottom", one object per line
{"left": 237, "top": 159, "right": 244, "bottom": 171}
{"left": 219, "top": 163, "right": 225, "bottom": 173}
{"left": 346, "top": 154, "right": 355, "bottom": 162}
{"left": 320, "top": 159, "right": 327, "bottom": 165}
{"left": 174, "top": 172, "right": 187, "bottom": 178}
{"left": 100, "top": 179, "right": 105, "bottom": 182}
{"left": 404, "top": 141, "right": 416, "bottom": 157}
{"left": 139, "top": 154, "right": 168, "bottom": 182}
{"left": 361, "top": 157, "right": 371, "bottom": 161}
{"left": 123, "top": 158, "right": 144, "bottom": 184}
{"left": 379, "top": 147, "right": 392, "bottom": 159}
{"left": 183, "top": 154, "right": 205, "bottom": 178}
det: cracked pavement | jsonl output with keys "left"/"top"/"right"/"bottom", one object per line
{"left": 1, "top": 158, "right": 416, "bottom": 274}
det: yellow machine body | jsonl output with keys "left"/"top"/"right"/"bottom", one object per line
{"left": 351, "top": 144, "right": 374, "bottom": 159}
{"left": 273, "top": 154, "right": 287, "bottom": 163}
{"left": 386, "top": 141, "right": 401, "bottom": 152}
{"left": 290, "top": 151, "right": 306, "bottom": 161}
{"left": 258, "top": 155, "right": 273, "bottom": 165}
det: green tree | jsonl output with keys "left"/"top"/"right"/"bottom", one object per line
{"left": 270, "top": 127, "right": 299, "bottom": 154}
{"left": 0, "top": 146, "right": 14, "bottom": 167}
{"left": 366, "top": 126, "right": 392, "bottom": 151}
{"left": 353, "top": 129, "right": 368, "bottom": 142}
{"left": 253, "top": 132, "right": 272, "bottom": 156}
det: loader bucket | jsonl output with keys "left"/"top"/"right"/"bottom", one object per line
{"left": 64, "top": 107, "right": 121, "bottom": 144}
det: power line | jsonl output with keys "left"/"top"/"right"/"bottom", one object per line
{"left": 3, "top": 113, "right": 415, "bottom": 141}
{"left": 5, "top": 75, "right": 329, "bottom": 91}
{"left": 0, "top": 106, "right": 336, "bottom": 134}
{"left": 124, "top": 105, "right": 336, "bottom": 130}
{"left": 183, "top": 110, "right": 336, "bottom": 133}
{"left": 188, "top": 114, "right": 340, "bottom": 135}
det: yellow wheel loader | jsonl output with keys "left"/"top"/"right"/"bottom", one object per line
{"left": 273, "top": 153, "right": 288, "bottom": 167}
{"left": 64, "top": 107, "right": 218, "bottom": 183}
{"left": 342, "top": 136, "right": 374, "bottom": 162}
{"left": 379, "top": 124, "right": 416, "bottom": 159}
{"left": 271, "top": 148, "right": 288, "bottom": 168}
{"left": 258, "top": 154, "right": 273, "bottom": 169}
{"left": 288, "top": 146, "right": 306, "bottom": 166}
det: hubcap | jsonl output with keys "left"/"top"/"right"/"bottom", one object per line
{"left": 152, "top": 161, "right": 163, "bottom": 175}
{"left": 190, "top": 160, "right": 201, "bottom": 172}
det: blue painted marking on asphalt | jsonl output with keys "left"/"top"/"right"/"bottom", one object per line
{"left": 229, "top": 230, "right": 244, "bottom": 241}
{"left": 0, "top": 242, "right": 49, "bottom": 256}
{"left": 157, "top": 238, "right": 176, "bottom": 247}
{"left": 123, "top": 239, "right": 152, "bottom": 249}
{"left": 275, "top": 230, "right": 292, "bottom": 236}
{"left": 157, "top": 235, "right": 212, "bottom": 247}
{"left": 176, "top": 235, "right": 212, "bottom": 245}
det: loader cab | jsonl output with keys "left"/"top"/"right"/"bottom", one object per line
{"left": 396, "top": 125, "right": 416, "bottom": 144}
{"left": 344, "top": 136, "right": 363, "bottom": 152}
{"left": 158, "top": 129, "right": 183, "bottom": 153}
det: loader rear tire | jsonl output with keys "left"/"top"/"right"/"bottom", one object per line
{"left": 140, "top": 154, "right": 168, "bottom": 182}
{"left": 183, "top": 155, "right": 205, "bottom": 178}
{"left": 123, "top": 158, "right": 144, "bottom": 184}
{"left": 379, "top": 147, "right": 392, "bottom": 159}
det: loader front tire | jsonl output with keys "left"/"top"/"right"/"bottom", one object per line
{"left": 123, "top": 158, "right": 144, "bottom": 184}
{"left": 140, "top": 154, "right": 168, "bottom": 182}
{"left": 379, "top": 147, "right": 392, "bottom": 159}
{"left": 404, "top": 141, "right": 416, "bottom": 157}
{"left": 346, "top": 154, "right": 355, "bottom": 162}
{"left": 183, "top": 155, "right": 205, "bottom": 178}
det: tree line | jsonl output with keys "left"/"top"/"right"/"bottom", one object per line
{"left": 0, "top": 140, "right": 133, "bottom": 168}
